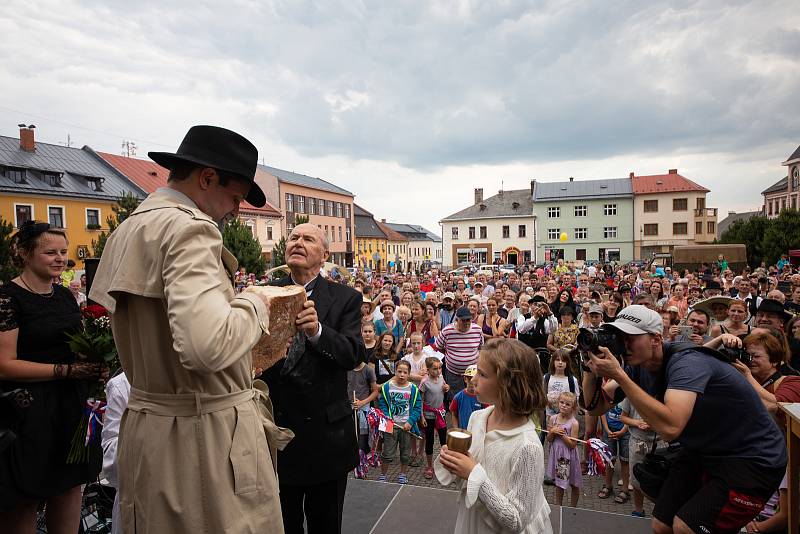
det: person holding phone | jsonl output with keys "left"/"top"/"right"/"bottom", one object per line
{"left": 668, "top": 310, "right": 712, "bottom": 345}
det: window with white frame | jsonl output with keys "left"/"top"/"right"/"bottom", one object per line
{"left": 285, "top": 193, "right": 294, "bottom": 212}
{"left": 548, "top": 206, "right": 560, "bottom": 218}
{"left": 308, "top": 198, "right": 316, "bottom": 215}
{"left": 603, "top": 227, "right": 617, "bottom": 238}
{"left": 452, "top": 227, "right": 459, "bottom": 239}
{"left": 547, "top": 228, "right": 560, "bottom": 240}
{"left": 345, "top": 204, "right": 351, "bottom": 219}
{"left": 336, "top": 203, "right": 343, "bottom": 218}
{"left": 297, "top": 196, "right": 305, "bottom": 213}
{"left": 603, "top": 204, "right": 617, "bottom": 216}
{"left": 14, "top": 204, "right": 33, "bottom": 227}
{"left": 346, "top": 228, "right": 351, "bottom": 242}
{"left": 267, "top": 226, "right": 273, "bottom": 240}
{"left": 574, "top": 227, "right": 587, "bottom": 239}
{"left": 327, "top": 200, "right": 335, "bottom": 215}
{"left": 86, "top": 208, "right": 100, "bottom": 227}
{"left": 574, "top": 205, "right": 587, "bottom": 217}
{"left": 48, "top": 206, "right": 65, "bottom": 228}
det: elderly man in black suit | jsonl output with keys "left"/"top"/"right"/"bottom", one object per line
{"left": 262, "top": 223, "right": 363, "bottom": 534}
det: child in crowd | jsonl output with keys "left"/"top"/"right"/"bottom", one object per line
{"left": 347, "top": 355, "right": 379, "bottom": 462}
{"left": 377, "top": 360, "right": 422, "bottom": 485}
{"left": 543, "top": 349, "right": 580, "bottom": 429}
{"left": 546, "top": 391, "right": 581, "bottom": 507}
{"left": 362, "top": 322, "right": 377, "bottom": 364}
{"left": 598, "top": 402, "right": 630, "bottom": 504}
{"left": 402, "top": 333, "right": 428, "bottom": 384}
{"left": 403, "top": 333, "right": 429, "bottom": 466}
{"left": 372, "top": 332, "right": 397, "bottom": 385}
{"left": 420, "top": 357, "right": 449, "bottom": 479}
{"left": 436, "top": 338, "right": 552, "bottom": 533}
{"left": 448, "top": 365, "right": 485, "bottom": 429}
{"left": 619, "top": 397, "right": 655, "bottom": 518}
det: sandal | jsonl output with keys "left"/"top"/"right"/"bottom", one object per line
{"left": 377, "top": 474, "right": 387, "bottom": 482}
{"left": 614, "top": 490, "right": 630, "bottom": 504}
{"left": 424, "top": 467, "right": 433, "bottom": 479}
{"left": 597, "top": 485, "right": 612, "bottom": 499}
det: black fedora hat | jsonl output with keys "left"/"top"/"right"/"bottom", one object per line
{"left": 149, "top": 125, "right": 266, "bottom": 207}
{"left": 756, "top": 298, "right": 793, "bottom": 322}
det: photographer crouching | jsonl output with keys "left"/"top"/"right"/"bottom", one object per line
{"left": 580, "top": 305, "right": 786, "bottom": 534}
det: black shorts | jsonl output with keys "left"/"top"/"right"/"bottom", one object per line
{"left": 653, "top": 453, "right": 785, "bottom": 534}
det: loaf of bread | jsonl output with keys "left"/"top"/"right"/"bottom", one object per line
{"left": 244, "top": 285, "right": 307, "bottom": 371}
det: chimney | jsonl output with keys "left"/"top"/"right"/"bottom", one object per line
{"left": 668, "top": 168, "right": 678, "bottom": 174}
{"left": 569, "top": 176, "right": 574, "bottom": 182}
{"left": 474, "top": 188, "right": 483, "bottom": 204}
{"left": 629, "top": 172, "right": 634, "bottom": 179}
{"left": 530, "top": 179, "right": 536, "bottom": 196}
{"left": 19, "top": 124, "right": 36, "bottom": 152}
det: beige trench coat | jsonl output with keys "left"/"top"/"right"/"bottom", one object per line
{"left": 90, "top": 189, "right": 291, "bottom": 534}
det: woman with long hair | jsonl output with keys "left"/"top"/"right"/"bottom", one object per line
{"left": 709, "top": 300, "right": 751, "bottom": 339}
{"left": 371, "top": 332, "right": 399, "bottom": 385}
{"left": 478, "top": 297, "right": 509, "bottom": 341}
{"left": 603, "top": 292, "right": 624, "bottom": 323}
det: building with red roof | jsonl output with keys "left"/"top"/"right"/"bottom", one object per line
{"left": 96, "top": 152, "right": 282, "bottom": 261}
{"left": 630, "top": 169, "right": 717, "bottom": 258}
{"left": 761, "top": 144, "right": 800, "bottom": 219}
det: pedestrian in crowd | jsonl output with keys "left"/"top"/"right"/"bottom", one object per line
{"left": 547, "top": 307, "right": 579, "bottom": 357}
{"left": 546, "top": 391, "right": 581, "bottom": 508}
{"left": 478, "top": 296, "right": 509, "bottom": 341}
{"left": 420, "top": 356, "right": 449, "bottom": 480}
{"left": 68, "top": 279, "right": 87, "bottom": 309}
{"left": 619, "top": 396, "right": 656, "bottom": 519}
{"left": 434, "top": 306, "right": 483, "bottom": 399}
{"left": 436, "top": 338, "right": 552, "bottom": 534}
{"left": 372, "top": 332, "right": 398, "bottom": 385}
{"left": 449, "top": 364, "right": 485, "bottom": 429}
{"left": 348, "top": 355, "right": 379, "bottom": 461}
{"left": 90, "top": 126, "right": 287, "bottom": 533}
{"left": 377, "top": 360, "right": 422, "bottom": 485}
{"left": 100, "top": 371, "right": 130, "bottom": 534}
{"left": 0, "top": 222, "right": 107, "bottom": 532}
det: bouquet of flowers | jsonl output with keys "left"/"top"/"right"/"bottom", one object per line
{"left": 65, "top": 304, "right": 119, "bottom": 463}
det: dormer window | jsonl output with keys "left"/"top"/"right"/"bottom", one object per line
{"left": 3, "top": 166, "right": 26, "bottom": 184}
{"left": 42, "top": 172, "right": 63, "bottom": 187}
{"left": 83, "top": 176, "right": 105, "bottom": 192}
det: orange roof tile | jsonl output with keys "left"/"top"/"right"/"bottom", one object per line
{"left": 377, "top": 221, "right": 408, "bottom": 241}
{"left": 631, "top": 170, "right": 709, "bottom": 194}
{"left": 97, "top": 152, "right": 281, "bottom": 217}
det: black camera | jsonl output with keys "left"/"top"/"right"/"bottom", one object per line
{"left": 576, "top": 325, "right": 627, "bottom": 361}
{"left": 718, "top": 346, "right": 752, "bottom": 365}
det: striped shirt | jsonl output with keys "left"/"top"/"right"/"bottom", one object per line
{"left": 434, "top": 322, "right": 483, "bottom": 375}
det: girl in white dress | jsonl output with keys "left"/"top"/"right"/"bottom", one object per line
{"left": 436, "top": 338, "right": 553, "bottom": 534}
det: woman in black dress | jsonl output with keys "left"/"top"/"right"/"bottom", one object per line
{"left": 0, "top": 222, "right": 106, "bottom": 533}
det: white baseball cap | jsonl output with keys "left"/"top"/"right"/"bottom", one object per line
{"left": 605, "top": 305, "right": 663, "bottom": 335}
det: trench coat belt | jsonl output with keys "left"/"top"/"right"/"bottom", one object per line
{"left": 126, "top": 381, "right": 294, "bottom": 472}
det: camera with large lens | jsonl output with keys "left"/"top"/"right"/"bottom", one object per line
{"left": 576, "top": 325, "right": 627, "bottom": 362}
{"left": 0, "top": 387, "right": 33, "bottom": 453}
{"left": 718, "top": 346, "right": 752, "bottom": 365}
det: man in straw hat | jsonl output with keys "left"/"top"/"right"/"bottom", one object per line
{"left": 91, "top": 125, "right": 291, "bottom": 533}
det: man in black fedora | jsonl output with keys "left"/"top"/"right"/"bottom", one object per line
{"left": 90, "top": 126, "right": 291, "bottom": 533}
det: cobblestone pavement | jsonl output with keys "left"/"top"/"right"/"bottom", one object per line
{"left": 351, "top": 413, "right": 655, "bottom": 518}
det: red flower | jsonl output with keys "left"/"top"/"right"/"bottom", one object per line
{"left": 83, "top": 304, "right": 109, "bottom": 320}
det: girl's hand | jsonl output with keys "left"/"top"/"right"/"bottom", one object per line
{"left": 442, "top": 383, "right": 450, "bottom": 393}
{"left": 420, "top": 418, "right": 427, "bottom": 428}
{"left": 403, "top": 422, "right": 411, "bottom": 432}
{"left": 637, "top": 421, "right": 650, "bottom": 431}
{"left": 438, "top": 445, "right": 477, "bottom": 480}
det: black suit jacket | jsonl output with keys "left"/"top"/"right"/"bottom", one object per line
{"left": 263, "top": 275, "right": 364, "bottom": 485}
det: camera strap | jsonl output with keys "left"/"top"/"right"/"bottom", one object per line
{"left": 761, "top": 370, "right": 782, "bottom": 389}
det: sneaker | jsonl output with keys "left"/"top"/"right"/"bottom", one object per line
{"left": 378, "top": 474, "right": 387, "bottom": 482}
{"left": 398, "top": 474, "right": 408, "bottom": 485}
{"left": 631, "top": 511, "right": 646, "bottom": 518}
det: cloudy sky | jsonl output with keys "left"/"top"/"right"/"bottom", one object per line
{"left": 1, "top": 0, "right": 798, "bottom": 236}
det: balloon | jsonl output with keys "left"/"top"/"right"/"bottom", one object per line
{"left": 559, "top": 232, "right": 568, "bottom": 242}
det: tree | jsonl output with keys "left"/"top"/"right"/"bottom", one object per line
{"left": 719, "top": 215, "right": 770, "bottom": 268}
{"left": 272, "top": 236, "right": 287, "bottom": 267}
{"left": 295, "top": 214, "right": 309, "bottom": 225}
{"left": 92, "top": 192, "right": 141, "bottom": 257}
{"left": 763, "top": 209, "right": 800, "bottom": 265}
{"left": 0, "top": 216, "right": 18, "bottom": 283}
{"left": 222, "top": 219, "right": 267, "bottom": 275}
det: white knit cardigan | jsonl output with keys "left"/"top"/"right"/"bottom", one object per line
{"left": 435, "top": 406, "right": 553, "bottom": 534}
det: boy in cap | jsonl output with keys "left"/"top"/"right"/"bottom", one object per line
{"left": 448, "top": 364, "right": 485, "bottom": 429}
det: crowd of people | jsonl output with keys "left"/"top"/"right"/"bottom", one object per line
{"left": 1, "top": 124, "right": 798, "bottom": 534}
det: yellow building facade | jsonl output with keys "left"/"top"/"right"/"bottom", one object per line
{"left": 356, "top": 237, "right": 388, "bottom": 270}
{"left": 0, "top": 193, "right": 115, "bottom": 267}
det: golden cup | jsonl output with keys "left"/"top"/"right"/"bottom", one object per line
{"left": 446, "top": 428, "right": 472, "bottom": 454}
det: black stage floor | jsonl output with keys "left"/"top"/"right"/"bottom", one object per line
{"left": 343, "top": 478, "right": 652, "bottom": 534}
